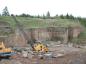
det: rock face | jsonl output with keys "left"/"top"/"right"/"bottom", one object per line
{"left": 0, "top": 21, "right": 81, "bottom": 47}
{"left": 5, "top": 26, "right": 82, "bottom": 47}
{"left": 25, "top": 27, "right": 68, "bottom": 44}
{"left": 26, "top": 27, "right": 82, "bottom": 44}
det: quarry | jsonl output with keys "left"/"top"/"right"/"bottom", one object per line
{"left": 0, "top": 16, "right": 86, "bottom": 64}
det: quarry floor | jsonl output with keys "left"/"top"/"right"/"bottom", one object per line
{"left": 0, "top": 42, "right": 86, "bottom": 64}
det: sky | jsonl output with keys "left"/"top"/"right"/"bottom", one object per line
{"left": 0, "top": 0, "right": 86, "bottom": 17}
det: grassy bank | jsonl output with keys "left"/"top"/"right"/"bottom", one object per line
{"left": 0, "top": 16, "right": 81, "bottom": 29}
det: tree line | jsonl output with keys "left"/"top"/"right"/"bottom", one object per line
{"left": 0, "top": 6, "right": 86, "bottom": 27}
{"left": 0, "top": 6, "right": 78, "bottom": 19}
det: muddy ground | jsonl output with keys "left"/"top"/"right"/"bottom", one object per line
{"left": 12, "top": 52, "right": 86, "bottom": 64}
{"left": 0, "top": 42, "right": 86, "bottom": 64}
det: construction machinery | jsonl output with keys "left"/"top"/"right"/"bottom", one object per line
{"left": 0, "top": 41, "right": 15, "bottom": 58}
{"left": 32, "top": 41, "right": 48, "bottom": 53}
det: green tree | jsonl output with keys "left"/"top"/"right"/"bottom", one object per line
{"left": 43, "top": 14, "right": 46, "bottom": 19}
{"left": 66, "top": 13, "right": 69, "bottom": 19}
{"left": 60, "top": 14, "right": 64, "bottom": 19}
{"left": 46, "top": 11, "right": 50, "bottom": 18}
{"left": 69, "top": 15, "right": 74, "bottom": 19}
{"left": 2, "top": 6, "right": 10, "bottom": 16}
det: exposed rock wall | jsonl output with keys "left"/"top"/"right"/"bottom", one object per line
{"left": 5, "top": 27, "right": 82, "bottom": 47}
{"left": 68, "top": 27, "right": 83, "bottom": 42}
{"left": 26, "top": 27, "right": 82, "bottom": 44}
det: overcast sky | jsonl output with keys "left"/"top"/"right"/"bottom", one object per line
{"left": 0, "top": 0, "right": 86, "bottom": 17}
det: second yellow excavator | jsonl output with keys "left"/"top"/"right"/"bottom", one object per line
{"left": 31, "top": 41, "right": 48, "bottom": 53}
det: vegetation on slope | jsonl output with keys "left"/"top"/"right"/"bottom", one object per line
{"left": 0, "top": 16, "right": 16, "bottom": 29}
{"left": 0, "top": 16, "right": 81, "bottom": 29}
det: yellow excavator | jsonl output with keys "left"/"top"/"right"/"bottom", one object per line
{"left": 32, "top": 42, "right": 48, "bottom": 53}
{"left": 0, "top": 41, "right": 15, "bottom": 58}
